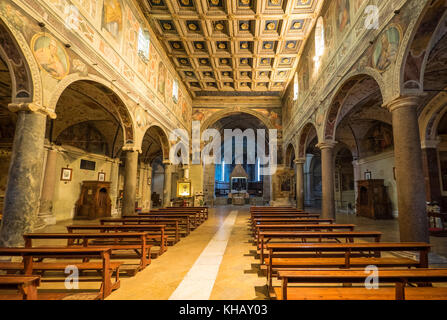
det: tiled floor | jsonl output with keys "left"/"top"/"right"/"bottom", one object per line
{"left": 35, "top": 206, "right": 447, "bottom": 300}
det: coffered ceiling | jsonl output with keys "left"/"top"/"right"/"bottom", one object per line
{"left": 137, "top": 0, "right": 323, "bottom": 98}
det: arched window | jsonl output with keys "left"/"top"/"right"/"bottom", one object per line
{"left": 314, "top": 17, "right": 325, "bottom": 69}
{"left": 172, "top": 79, "right": 179, "bottom": 103}
{"left": 138, "top": 28, "right": 150, "bottom": 62}
{"left": 293, "top": 73, "right": 299, "bottom": 101}
{"left": 315, "top": 17, "right": 325, "bottom": 57}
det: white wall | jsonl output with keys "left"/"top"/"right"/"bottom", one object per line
{"left": 52, "top": 145, "right": 116, "bottom": 221}
{"left": 356, "top": 150, "right": 398, "bottom": 216}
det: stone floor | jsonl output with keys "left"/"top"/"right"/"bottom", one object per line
{"left": 33, "top": 206, "right": 447, "bottom": 300}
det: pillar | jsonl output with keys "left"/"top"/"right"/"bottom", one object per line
{"left": 37, "top": 146, "right": 58, "bottom": 227}
{"left": 109, "top": 159, "right": 120, "bottom": 216}
{"left": 0, "top": 105, "right": 50, "bottom": 247}
{"left": 304, "top": 154, "right": 314, "bottom": 206}
{"left": 163, "top": 160, "right": 173, "bottom": 207}
{"left": 122, "top": 148, "right": 139, "bottom": 216}
{"left": 147, "top": 166, "right": 152, "bottom": 210}
{"left": 421, "top": 139, "right": 442, "bottom": 206}
{"left": 387, "top": 96, "right": 429, "bottom": 243}
{"left": 317, "top": 141, "right": 337, "bottom": 220}
{"left": 295, "top": 159, "right": 305, "bottom": 210}
{"left": 352, "top": 158, "right": 361, "bottom": 214}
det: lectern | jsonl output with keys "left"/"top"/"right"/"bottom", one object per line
{"left": 356, "top": 179, "right": 392, "bottom": 219}
{"left": 74, "top": 181, "right": 112, "bottom": 220}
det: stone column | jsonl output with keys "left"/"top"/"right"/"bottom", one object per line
{"left": 421, "top": 139, "right": 442, "bottom": 205}
{"left": 37, "top": 146, "right": 58, "bottom": 227}
{"left": 387, "top": 96, "right": 429, "bottom": 243}
{"left": 304, "top": 154, "right": 314, "bottom": 206}
{"left": 163, "top": 160, "right": 173, "bottom": 207}
{"left": 122, "top": 148, "right": 139, "bottom": 216}
{"left": 352, "top": 158, "right": 361, "bottom": 214}
{"left": 109, "top": 159, "right": 120, "bottom": 216}
{"left": 317, "top": 141, "right": 337, "bottom": 220}
{"left": 294, "top": 159, "right": 305, "bottom": 210}
{"left": 147, "top": 166, "right": 152, "bottom": 210}
{"left": 139, "top": 164, "right": 146, "bottom": 209}
{"left": 0, "top": 105, "right": 51, "bottom": 247}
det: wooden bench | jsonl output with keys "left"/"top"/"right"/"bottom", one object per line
{"left": 251, "top": 218, "right": 334, "bottom": 235}
{"left": 0, "top": 247, "right": 120, "bottom": 299}
{"left": 160, "top": 207, "right": 209, "bottom": 221}
{"left": 255, "top": 224, "right": 356, "bottom": 248}
{"left": 251, "top": 213, "right": 320, "bottom": 220}
{"left": 66, "top": 225, "right": 167, "bottom": 256}
{"left": 23, "top": 232, "right": 152, "bottom": 272}
{"left": 258, "top": 231, "right": 383, "bottom": 264}
{"left": 0, "top": 275, "right": 40, "bottom": 300}
{"left": 154, "top": 209, "right": 206, "bottom": 224}
{"left": 265, "top": 242, "right": 430, "bottom": 289}
{"left": 138, "top": 213, "right": 196, "bottom": 231}
{"left": 275, "top": 269, "right": 447, "bottom": 300}
{"left": 100, "top": 218, "right": 181, "bottom": 244}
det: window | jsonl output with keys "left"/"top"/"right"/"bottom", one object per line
{"left": 313, "top": 17, "right": 325, "bottom": 69}
{"left": 137, "top": 28, "right": 150, "bottom": 62}
{"left": 172, "top": 79, "right": 179, "bottom": 103}
{"left": 293, "top": 73, "right": 299, "bottom": 101}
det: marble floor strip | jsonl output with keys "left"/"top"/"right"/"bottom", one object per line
{"left": 168, "top": 210, "right": 239, "bottom": 300}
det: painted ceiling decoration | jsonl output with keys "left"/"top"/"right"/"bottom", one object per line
{"left": 137, "top": 0, "right": 323, "bottom": 97}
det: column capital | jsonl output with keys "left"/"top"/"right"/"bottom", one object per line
{"left": 8, "top": 102, "right": 57, "bottom": 119}
{"left": 122, "top": 145, "right": 140, "bottom": 153}
{"left": 385, "top": 95, "right": 420, "bottom": 112}
{"left": 316, "top": 140, "right": 337, "bottom": 150}
{"left": 421, "top": 138, "right": 441, "bottom": 149}
{"left": 162, "top": 159, "right": 172, "bottom": 165}
{"left": 294, "top": 158, "right": 306, "bottom": 165}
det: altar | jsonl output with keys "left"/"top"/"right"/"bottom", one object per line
{"left": 229, "top": 164, "right": 249, "bottom": 205}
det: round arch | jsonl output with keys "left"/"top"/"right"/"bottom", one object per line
{"left": 419, "top": 93, "right": 447, "bottom": 142}
{"left": 0, "top": 16, "right": 42, "bottom": 106}
{"left": 140, "top": 124, "right": 171, "bottom": 162}
{"left": 297, "top": 122, "right": 318, "bottom": 159}
{"left": 396, "top": 0, "right": 447, "bottom": 95}
{"left": 49, "top": 75, "right": 135, "bottom": 146}
{"left": 200, "top": 108, "right": 276, "bottom": 133}
{"left": 284, "top": 143, "right": 296, "bottom": 168}
{"left": 323, "top": 74, "right": 384, "bottom": 141}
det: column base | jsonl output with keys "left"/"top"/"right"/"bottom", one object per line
{"left": 34, "top": 214, "right": 57, "bottom": 230}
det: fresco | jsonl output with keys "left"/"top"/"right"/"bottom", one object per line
{"left": 77, "top": 0, "right": 97, "bottom": 19}
{"left": 31, "top": 33, "right": 70, "bottom": 79}
{"left": 158, "top": 61, "right": 166, "bottom": 97}
{"left": 372, "top": 25, "right": 401, "bottom": 72}
{"left": 336, "top": 0, "right": 350, "bottom": 34}
{"left": 102, "top": 0, "right": 122, "bottom": 39}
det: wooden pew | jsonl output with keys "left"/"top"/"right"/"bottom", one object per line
{"left": 138, "top": 213, "right": 196, "bottom": 231}
{"left": 100, "top": 218, "right": 181, "bottom": 244}
{"left": 160, "top": 207, "right": 209, "bottom": 221}
{"left": 152, "top": 209, "right": 205, "bottom": 224}
{"left": 23, "top": 232, "right": 151, "bottom": 272}
{"left": 0, "top": 275, "right": 40, "bottom": 300}
{"left": 255, "top": 224, "right": 356, "bottom": 248}
{"left": 66, "top": 224, "right": 167, "bottom": 256}
{"left": 251, "top": 213, "right": 320, "bottom": 220}
{"left": 258, "top": 231, "right": 383, "bottom": 264}
{"left": 251, "top": 218, "right": 334, "bottom": 234}
{"left": 0, "top": 247, "right": 120, "bottom": 299}
{"left": 276, "top": 269, "right": 447, "bottom": 300}
{"left": 265, "top": 242, "right": 430, "bottom": 289}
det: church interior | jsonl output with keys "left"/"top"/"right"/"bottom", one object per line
{"left": 1, "top": 0, "right": 447, "bottom": 301}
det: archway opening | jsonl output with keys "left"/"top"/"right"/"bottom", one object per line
{"left": 0, "top": 55, "right": 15, "bottom": 214}
{"left": 205, "top": 112, "right": 270, "bottom": 206}
{"left": 45, "top": 80, "right": 127, "bottom": 221}
{"left": 140, "top": 125, "right": 170, "bottom": 209}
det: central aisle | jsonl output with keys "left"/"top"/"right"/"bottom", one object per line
{"left": 107, "top": 206, "right": 267, "bottom": 300}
